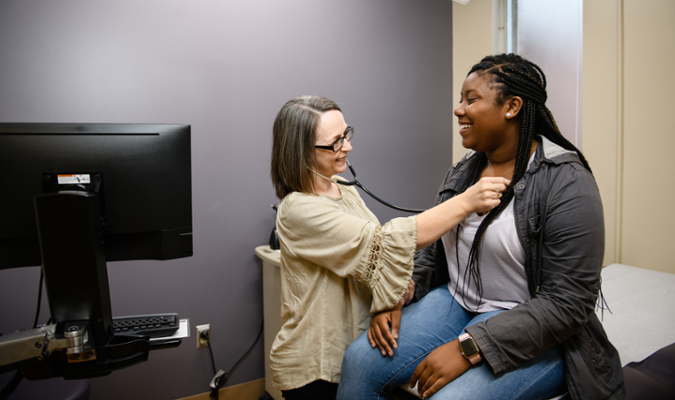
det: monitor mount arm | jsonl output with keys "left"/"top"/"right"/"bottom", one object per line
{"left": 0, "top": 320, "right": 172, "bottom": 380}
{"left": 0, "top": 323, "right": 89, "bottom": 368}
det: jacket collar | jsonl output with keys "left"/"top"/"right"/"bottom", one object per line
{"left": 538, "top": 135, "right": 579, "bottom": 164}
{"left": 442, "top": 136, "right": 581, "bottom": 194}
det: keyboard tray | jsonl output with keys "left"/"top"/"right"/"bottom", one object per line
{"left": 112, "top": 313, "right": 179, "bottom": 338}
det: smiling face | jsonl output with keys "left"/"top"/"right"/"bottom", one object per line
{"left": 314, "top": 109, "right": 352, "bottom": 177}
{"left": 454, "top": 72, "right": 518, "bottom": 156}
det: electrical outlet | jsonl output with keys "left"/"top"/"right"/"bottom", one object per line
{"left": 196, "top": 324, "right": 210, "bottom": 349}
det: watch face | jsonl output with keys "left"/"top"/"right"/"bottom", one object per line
{"left": 460, "top": 337, "right": 478, "bottom": 356}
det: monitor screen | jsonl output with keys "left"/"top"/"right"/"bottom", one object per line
{"left": 0, "top": 123, "right": 193, "bottom": 270}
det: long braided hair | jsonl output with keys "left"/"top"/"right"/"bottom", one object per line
{"left": 457, "top": 53, "right": 592, "bottom": 305}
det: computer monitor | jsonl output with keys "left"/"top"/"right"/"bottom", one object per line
{"left": 0, "top": 123, "right": 193, "bottom": 270}
{"left": 0, "top": 123, "right": 192, "bottom": 363}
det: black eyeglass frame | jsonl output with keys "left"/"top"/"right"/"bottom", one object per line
{"left": 314, "top": 126, "right": 354, "bottom": 152}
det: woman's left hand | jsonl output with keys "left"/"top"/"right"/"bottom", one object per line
{"left": 409, "top": 339, "right": 471, "bottom": 399}
{"left": 368, "top": 302, "right": 402, "bottom": 356}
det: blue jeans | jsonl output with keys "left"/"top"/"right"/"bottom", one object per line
{"left": 337, "top": 286, "right": 566, "bottom": 400}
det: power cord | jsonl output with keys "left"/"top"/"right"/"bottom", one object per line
{"left": 202, "top": 321, "right": 264, "bottom": 400}
{"left": 33, "top": 270, "right": 44, "bottom": 329}
{"left": 0, "top": 371, "right": 23, "bottom": 400}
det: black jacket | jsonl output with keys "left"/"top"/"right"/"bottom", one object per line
{"left": 412, "top": 137, "right": 625, "bottom": 400}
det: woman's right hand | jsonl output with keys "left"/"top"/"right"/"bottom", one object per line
{"left": 415, "top": 176, "right": 510, "bottom": 250}
{"left": 459, "top": 177, "right": 510, "bottom": 215}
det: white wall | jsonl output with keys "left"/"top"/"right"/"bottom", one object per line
{"left": 585, "top": 0, "right": 675, "bottom": 273}
{"left": 452, "top": 0, "right": 493, "bottom": 164}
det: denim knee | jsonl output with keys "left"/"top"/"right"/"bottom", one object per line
{"left": 340, "top": 331, "right": 372, "bottom": 377}
{"left": 337, "top": 332, "right": 379, "bottom": 399}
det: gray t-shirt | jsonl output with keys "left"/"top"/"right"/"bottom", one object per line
{"left": 443, "top": 198, "right": 529, "bottom": 312}
{"left": 443, "top": 154, "right": 535, "bottom": 312}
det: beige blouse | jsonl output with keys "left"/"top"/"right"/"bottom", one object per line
{"left": 270, "top": 179, "right": 417, "bottom": 391}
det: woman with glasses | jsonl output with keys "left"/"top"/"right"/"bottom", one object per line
{"left": 269, "top": 95, "right": 509, "bottom": 400}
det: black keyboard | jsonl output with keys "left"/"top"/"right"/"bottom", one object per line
{"left": 112, "top": 313, "right": 180, "bottom": 338}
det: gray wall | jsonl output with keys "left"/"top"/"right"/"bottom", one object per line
{"left": 0, "top": 0, "right": 453, "bottom": 398}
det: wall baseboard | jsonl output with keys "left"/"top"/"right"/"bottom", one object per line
{"left": 177, "top": 378, "right": 266, "bottom": 400}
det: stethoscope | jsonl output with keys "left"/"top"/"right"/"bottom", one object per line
{"left": 335, "top": 160, "right": 424, "bottom": 214}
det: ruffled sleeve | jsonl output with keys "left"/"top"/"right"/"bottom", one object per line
{"left": 276, "top": 187, "right": 416, "bottom": 314}
{"left": 361, "top": 216, "right": 417, "bottom": 314}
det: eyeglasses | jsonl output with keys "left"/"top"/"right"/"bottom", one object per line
{"left": 315, "top": 126, "right": 354, "bottom": 153}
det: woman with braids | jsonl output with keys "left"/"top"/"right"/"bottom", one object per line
{"left": 269, "top": 95, "right": 508, "bottom": 400}
{"left": 337, "top": 54, "right": 625, "bottom": 400}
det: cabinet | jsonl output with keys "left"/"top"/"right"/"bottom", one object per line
{"left": 255, "top": 245, "right": 282, "bottom": 400}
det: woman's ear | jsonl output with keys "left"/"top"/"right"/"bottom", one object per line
{"left": 505, "top": 96, "right": 523, "bottom": 119}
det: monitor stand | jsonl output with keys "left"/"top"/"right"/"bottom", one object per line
{"left": 34, "top": 190, "right": 113, "bottom": 347}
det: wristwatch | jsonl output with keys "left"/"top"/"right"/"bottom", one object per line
{"left": 458, "top": 333, "right": 481, "bottom": 365}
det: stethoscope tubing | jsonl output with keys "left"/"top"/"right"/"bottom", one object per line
{"left": 336, "top": 160, "right": 424, "bottom": 214}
